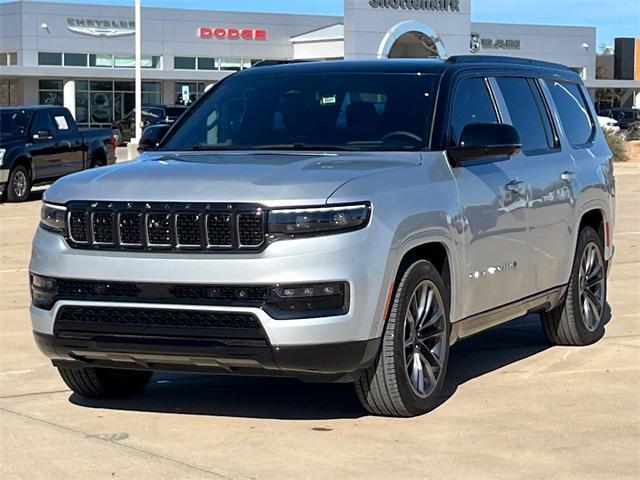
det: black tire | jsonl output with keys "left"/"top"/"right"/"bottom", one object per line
{"left": 355, "top": 260, "right": 451, "bottom": 417}
{"left": 541, "top": 226, "right": 607, "bottom": 346}
{"left": 90, "top": 153, "right": 107, "bottom": 168}
{"left": 57, "top": 366, "right": 152, "bottom": 398}
{"left": 6, "top": 164, "right": 31, "bottom": 202}
{"left": 113, "top": 128, "right": 124, "bottom": 146}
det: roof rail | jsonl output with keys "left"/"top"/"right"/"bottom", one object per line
{"left": 251, "top": 59, "right": 313, "bottom": 68}
{"left": 446, "top": 55, "right": 571, "bottom": 71}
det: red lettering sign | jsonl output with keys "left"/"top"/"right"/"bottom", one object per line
{"left": 198, "top": 27, "right": 267, "bottom": 40}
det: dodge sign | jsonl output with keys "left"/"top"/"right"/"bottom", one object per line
{"left": 198, "top": 27, "right": 267, "bottom": 40}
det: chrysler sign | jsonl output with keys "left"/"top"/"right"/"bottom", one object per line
{"left": 369, "top": 0, "right": 461, "bottom": 12}
{"left": 198, "top": 27, "right": 267, "bottom": 40}
{"left": 67, "top": 18, "right": 135, "bottom": 37}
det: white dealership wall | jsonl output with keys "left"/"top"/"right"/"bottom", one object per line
{"left": 0, "top": 0, "right": 603, "bottom": 113}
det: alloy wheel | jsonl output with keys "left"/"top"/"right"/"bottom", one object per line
{"left": 403, "top": 280, "right": 447, "bottom": 398}
{"left": 578, "top": 242, "right": 605, "bottom": 332}
{"left": 13, "top": 170, "right": 27, "bottom": 198}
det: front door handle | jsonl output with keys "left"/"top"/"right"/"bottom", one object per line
{"left": 505, "top": 179, "right": 525, "bottom": 194}
{"left": 560, "top": 170, "right": 575, "bottom": 182}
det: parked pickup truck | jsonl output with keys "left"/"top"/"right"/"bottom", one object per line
{"left": 0, "top": 105, "right": 115, "bottom": 202}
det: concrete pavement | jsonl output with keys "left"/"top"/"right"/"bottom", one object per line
{"left": 0, "top": 163, "right": 638, "bottom": 479}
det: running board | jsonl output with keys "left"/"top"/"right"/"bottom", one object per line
{"left": 450, "top": 285, "right": 567, "bottom": 345}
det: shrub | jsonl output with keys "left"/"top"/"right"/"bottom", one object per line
{"left": 626, "top": 123, "right": 640, "bottom": 141}
{"left": 604, "top": 129, "right": 628, "bottom": 162}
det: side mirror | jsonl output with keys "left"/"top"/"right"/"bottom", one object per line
{"left": 32, "top": 129, "right": 53, "bottom": 141}
{"left": 138, "top": 124, "right": 170, "bottom": 152}
{"left": 448, "top": 123, "right": 522, "bottom": 165}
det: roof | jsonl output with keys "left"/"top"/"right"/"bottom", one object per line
{"left": 238, "top": 56, "right": 577, "bottom": 79}
{"left": 290, "top": 24, "right": 344, "bottom": 43}
{"left": 0, "top": 104, "right": 62, "bottom": 111}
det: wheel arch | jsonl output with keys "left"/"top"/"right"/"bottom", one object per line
{"left": 382, "top": 236, "right": 459, "bottom": 332}
{"left": 88, "top": 141, "right": 107, "bottom": 167}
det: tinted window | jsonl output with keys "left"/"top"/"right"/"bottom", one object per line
{"left": 450, "top": 78, "right": 497, "bottom": 146}
{"left": 31, "top": 112, "right": 56, "bottom": 134}
{"left": 163, "top": 73, "right": 438, "bottom": 152}
{"left": 545, "top": 80, "right": 594, "bottom": 147}
{"left": 174, "top": 57, "right": 196, "bottom": 70}
{"left": 496, "top": 77, "right": 555, "bottom": 153}
{"left": 0, "top": 110, "right": 32, "bottom": 139}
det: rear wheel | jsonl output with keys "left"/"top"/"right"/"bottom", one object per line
{"left": 355, "top": 260, "right": 450, "bottom": 417}
{"left": 57, "top": 366, "right": 152, "bottom": 398}
{"left": 541, "top": 226, "right": 607, "bottom": 345}
{"left": 7, "top": 165, "right": 31, "bottom": 202}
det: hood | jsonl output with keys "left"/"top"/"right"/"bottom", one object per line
{"left": 44, "top": 151, "right": 420, "bottom": 206}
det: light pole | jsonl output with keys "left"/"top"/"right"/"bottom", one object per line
{"left": 134, "top": 0, "right": 142, "bottom": 142}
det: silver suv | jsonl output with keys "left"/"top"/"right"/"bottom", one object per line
{"left": 30, "top": 57, "right": 615, "bottom": 416}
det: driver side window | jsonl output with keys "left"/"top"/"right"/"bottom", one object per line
{"left": 450, "top": 78, "right": 498, "bottom": 146}
{"left": 30, "top": 112, "right": 55, "bottom": 136}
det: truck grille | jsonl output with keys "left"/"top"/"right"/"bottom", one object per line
{"left": 54, "top": 305, "right": 266, "bottom": 342}
{"left": 66, "top": 202, "right": 266, "bottom": 252}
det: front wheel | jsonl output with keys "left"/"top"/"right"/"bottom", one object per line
{"left": 355, "top": 260, "right": 450, "bottom": 417}
{"left": 541, "top": 226, "right": 607, "bottom": 345}
{"left": 57, "top": 366, "right": 152, "bottom": 398}
{"left": 6, "top": 165, "right": 31, "bottom": 202}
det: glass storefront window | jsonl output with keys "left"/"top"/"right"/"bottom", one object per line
{"left": 175, "top": 56, "right": 196, "bottom": 70}
{"left": 38, "top": 52, "right": 62, "bottom": 66}
{"left": 197, "top": 57, "right": 217, "bottom": 70}
{"left": 64, "top": 53, "right": 88, "bottom": 67}
{"left": 89, "top": 54, "right": 113, "bottom": 67}
{"left": 39, "top": 79, "right": 64, "bottom": 106}
{"left": 115, "top": 81, "right": 135, "bottom": 91}
{"left": 90, "top": 91, "right": 113, "bottom": 123}
{"left": 75, "top": 91, "right": 89, "bottom": 123}
{"left": 220, "top": 58, "right": 242, "bottom": 71}
{"left": 76, "top": 80, "right": 88, "bottom": 91}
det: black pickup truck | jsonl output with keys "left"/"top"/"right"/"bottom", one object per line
{"left": 0, "top": 105, "right": 115, "bottom": 202}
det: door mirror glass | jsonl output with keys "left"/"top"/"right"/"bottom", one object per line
{"left": 138, "top": 124, "right": 170, "bottom": 152}
{"left": 448, "top": 123, "right": 522, "bottom": 164}
{"left": 32, "top": 129, "right": 53, "bottom": 141}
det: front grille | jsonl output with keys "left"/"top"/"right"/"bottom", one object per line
{"left": 55, "top": 306, "right": 265, "bottom": 341}
{"left": 65, "top": 202, "right": 266, "bottom": 252}
{"left": 57, "top": 279, "right": 141, "bottom": 298}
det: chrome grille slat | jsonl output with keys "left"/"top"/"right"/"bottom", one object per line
{"left": 65, "top": 202, "right": 266, "bottom": 252}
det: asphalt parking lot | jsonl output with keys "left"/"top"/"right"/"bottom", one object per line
{"left": 0, "top": 162, "right": 638, "bottom": 479}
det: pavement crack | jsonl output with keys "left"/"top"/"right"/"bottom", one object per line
{"left": 0, "top": 407, "right": 236, "bottom": 480}
{"left": 0, "top": 389, "right": 70, "bottom": 399}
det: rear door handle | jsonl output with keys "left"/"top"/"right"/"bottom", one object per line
{"left": 560, "top": 170, "right": 575, "bottom": 182}
{"left": 505, "top": 179, "right": 525, "bottom": 193}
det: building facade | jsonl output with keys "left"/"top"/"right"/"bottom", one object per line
{"left": 0, "top": 0, "right": 637, "bottom": 130}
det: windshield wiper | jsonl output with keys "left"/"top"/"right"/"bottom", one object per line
{"left": 249, "top": 143, "right": 356, "bottom": 151}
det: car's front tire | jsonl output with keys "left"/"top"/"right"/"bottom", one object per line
{"left": 355, "top": 260, "right": 450, "bottom": 417}
{"left": 57, "top": 366, "right": 152, "bottom": 398}
{"left": 541, "top": 226, "right": 607, "bottom": 346}
{"left": 6, "top": 165, "right": 31, "bottom": 202}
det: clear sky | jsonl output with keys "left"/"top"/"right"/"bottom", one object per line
{"left": 4, "top": 0, "right": 639, "bottom": 48}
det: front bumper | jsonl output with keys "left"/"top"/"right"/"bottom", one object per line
{"left": 30, "top": 223, "right": 392, "bottom": 345}
{"left": 33, "top": 331, "right": 379, "bottom": 382}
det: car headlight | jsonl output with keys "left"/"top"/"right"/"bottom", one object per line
{"left": 0, "top": 148, "right": 6, "bottom": 166}
{"left": 267, "top": 203, "right": 371, "bottom": 237}
{"left": 40, "top": 203, "right": 67, "bottom": 233}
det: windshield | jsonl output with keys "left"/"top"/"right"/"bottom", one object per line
{"left": 0, "top": 110, "right": 32, "bottom": 139}
{"left": 162, "top": 72, "right": 438, "bottom": 151}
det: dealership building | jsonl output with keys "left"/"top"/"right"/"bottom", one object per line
{"left": 1, "top": 0, "right": 638, "bottom": 129}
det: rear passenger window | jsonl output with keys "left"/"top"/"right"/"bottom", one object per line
{"left": 545, "top": 80, "right": 594, "bottom": 147}
{"left": 496, "top": 77, "right": 556, "bottom": 154}
{"left": 450, "top": 78, "right": 497, "bottom": 146}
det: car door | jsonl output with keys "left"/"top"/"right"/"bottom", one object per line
{"left": 491, "top": 76, "right": 578, "bottom": 293}
{"left": 28, "top": 111, "right": 59, "bottom": 181}
{"left": 448, "top": 76, "right": 534, "bottom": 318}
{"left": 50, "top": 109, "right": 84, "bottom": 174}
